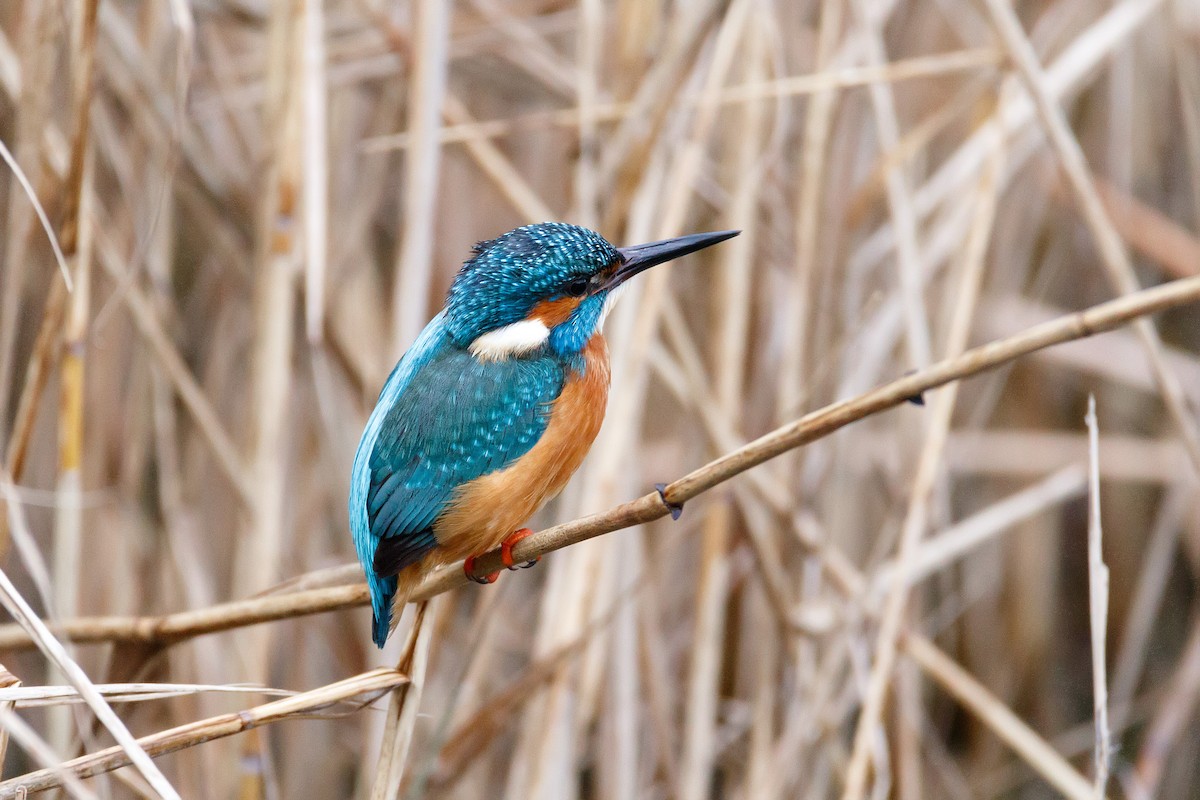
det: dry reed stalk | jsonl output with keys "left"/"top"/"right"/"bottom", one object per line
{"left": 593, "top": 0, "right": 718, "bottom": 194}
{"left": 744, "top": 578, "right": 780, "bottom": 800}
{"left": 4, "top": 117, "right": 253, "bottom": 536}
{"left": 426, "top": 571, "right": 650, "bottom": 797}
{"left": 768, "top": 5, "right": 844, "bottom": 789}
{"left": 0, "top": 668, "right": 407, "bottom": 798}
{"left": 1175, "top": 34, "right": 1200, "bottom": 233}
{"left": 941, "top": 430, "right": 1190, "bottom": 484}
{"left": 47, "top": 150, "right": 92, "bottom": 762}
{"left": 0, "top": 140, "right": 72, "bottom": 296}
{"left": 0, "top": 584, "right": 367, "bottom": 650}
{"left": 442, "top": 94, "right": 556, "bottom": 222}
{"left": 0, "top": 144, "right": 69, "bottom": 555}
{"left": 896, "top": 654, "right": 922, "bottom": 800}
{"left": 303, "top": 0, "right": 329, "bottom": 344}
{"left": 573, "top": 0, "right": 601, "bottom": 228}
{"left": 471, "top": 0, "right": 579, "bottom": 96}
{"left": 655, "top": 303, "right": 820, "bottom": 634}
{"left": 46, "top": 0, "right": 98, "bottom": 764}
{"left": 224, "top": 5, "right": 306, "bottom": 793}
{"left": 0, "top": 30, "right": 72, "bottom": 552}
{"left": 389, "top": 0, "right": 450, "bottom": 352}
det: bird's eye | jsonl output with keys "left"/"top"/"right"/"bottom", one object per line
{"left": 566, "top": 278, "right": 589, "bottom": 297}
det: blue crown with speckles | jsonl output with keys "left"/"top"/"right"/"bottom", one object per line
{"left": 444, "top": 223, "right": 619, "bottom": 346}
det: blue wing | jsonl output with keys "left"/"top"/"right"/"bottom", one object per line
{"left": 349, "top": 312, "right": 565, "bottom": 646}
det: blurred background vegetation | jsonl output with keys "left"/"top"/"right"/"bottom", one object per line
{"left": 1, "top": 0, "right": 1199, "bottom": 797}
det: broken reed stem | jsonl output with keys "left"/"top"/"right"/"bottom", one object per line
{"left": 1085, "top": 395, "right": 1111, "bottom": 797}
{"left": 1, "top": 270, "right": 1199, "bottom": 651}
{"left": 0, "top": 668, "right": 408, "bottom": 798}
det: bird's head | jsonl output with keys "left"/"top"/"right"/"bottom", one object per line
{"left": 445, "top": 222, "right": 738, "bottom": 359}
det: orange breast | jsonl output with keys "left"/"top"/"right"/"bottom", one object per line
{"left": 432, "top": 335, "right": 611, "bottom": 560}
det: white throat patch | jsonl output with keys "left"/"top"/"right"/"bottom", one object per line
{"left": 599, "top": 284, "right": 627, "bottom": 326}
{"left": 468, "top": 319, "right": 550, "bottom": 361}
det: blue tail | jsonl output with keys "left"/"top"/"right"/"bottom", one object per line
{"left": 369, "top": 573, "right": 398, "bottom": 649}
{"left": 349, "top": 312, "right": 450, "bottom": 649}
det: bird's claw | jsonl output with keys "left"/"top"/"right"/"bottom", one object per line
{"left": 463, "top": 555, "right": 498, "bottom": 584}
{"left": 655, "top": 483, "right": 684, "bottom": 520}
{"left": 501, "top": 528, "right": 539, "bottom": 570}
{"left": 902, "top": 369, "right": 925, "bottom": 406}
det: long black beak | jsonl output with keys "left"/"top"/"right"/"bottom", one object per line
{"left": 607, "top": 229, "right": 740, "bottom": 289}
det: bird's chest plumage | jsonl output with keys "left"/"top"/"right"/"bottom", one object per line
{"left": 432, "top": 335, "right": 610, "bottom": 559}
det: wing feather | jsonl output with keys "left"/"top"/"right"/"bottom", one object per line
{"left": 367, "top": 347, "right": 564, "bottom": 563}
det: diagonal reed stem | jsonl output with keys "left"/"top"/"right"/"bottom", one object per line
{"left": 1, "top": 269, "right": 1199, "bottom": 652}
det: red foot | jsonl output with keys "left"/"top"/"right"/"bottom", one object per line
{"left": 501, "top": 528, "right": 539, "bottom": 570}
{"left": 463, "top": 555, "right": 498, "bottom": 585}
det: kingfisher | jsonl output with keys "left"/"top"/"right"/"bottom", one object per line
{"left": 349, "top": 222, "right": 738, "bottom": 647}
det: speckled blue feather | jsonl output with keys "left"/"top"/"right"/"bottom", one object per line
{"left": 367, "top": 345, "right": 564, "bottom": 553}
{"left": 445, "top": 223, "right": 618, "bottom": 346}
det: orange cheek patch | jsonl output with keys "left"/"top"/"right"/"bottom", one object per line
{"left": 529, "top": 296, "right": 582, "bottom": 326}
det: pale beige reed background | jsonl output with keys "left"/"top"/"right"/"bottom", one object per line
{"left": 0, "top": 0, "right": 1199, "bottom": 798}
